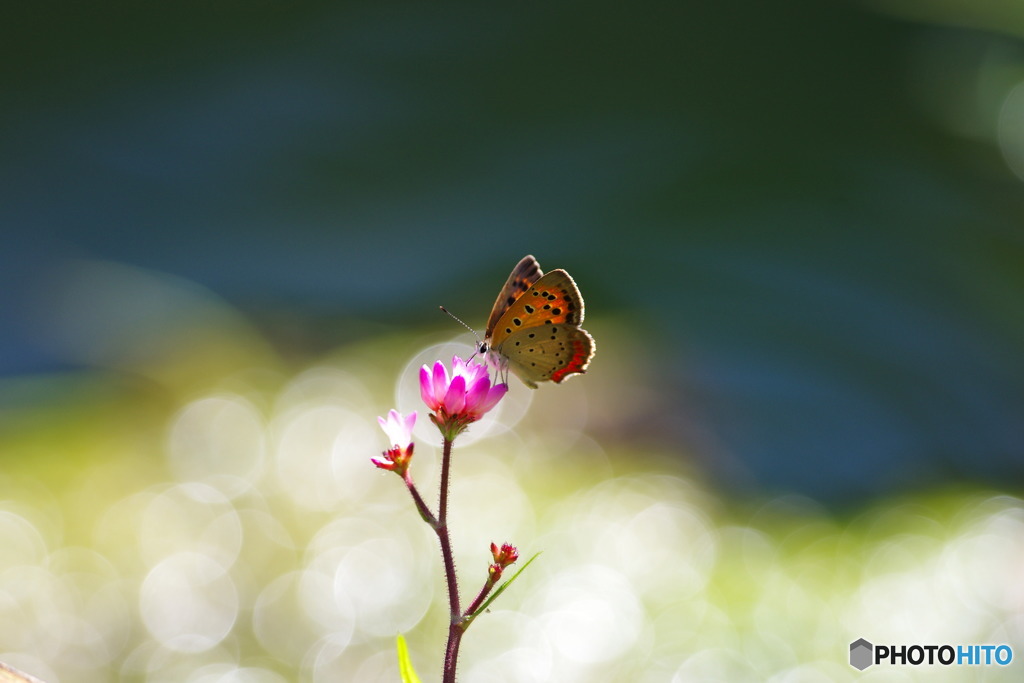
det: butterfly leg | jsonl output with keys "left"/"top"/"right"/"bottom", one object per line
{"left": 485, "top": 350, "right": 510, "bottom": 386}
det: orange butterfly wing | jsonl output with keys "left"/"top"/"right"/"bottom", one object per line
{"left": 485, "top": 264, "right": 594, "bottom": 387}
{"left": 485, "top": 254, "right": 543, "bottom": 339}
{"left": 487, "top": 270, "right": 585, "bottom": 347}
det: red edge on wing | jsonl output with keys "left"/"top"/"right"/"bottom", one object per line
{"left": 551, "top": 338, "right": 591, "bottom": 383}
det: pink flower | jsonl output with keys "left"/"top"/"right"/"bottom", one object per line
{"left": 378, "top": 409, "right": 417, "bottom": 448}
{"left": 419, "top": 356, "right": 508, "bottom": 440}
{"left": 372, "top": 409, "right": 416, "bottom": 475}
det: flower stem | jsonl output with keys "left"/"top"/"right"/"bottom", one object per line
{"left": 436, "top": 436, "right": 462, "bottom": 683}
{"left": 404, "top": 473, "right": 437, "bottom": 527}
{"left": 463, "top": 577, "right": 495, "bottom": 621}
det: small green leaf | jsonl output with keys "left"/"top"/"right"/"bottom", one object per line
{"left": 465, "top": 551, "right": 542, "bottom": 627}
{"left": 396, "top": 633, "right": 422, "bottom": 683}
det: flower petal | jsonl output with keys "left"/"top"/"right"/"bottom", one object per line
{"left": 464, "top": 375, "right": 492, "bottom": 417}
{"left": 377, "top": 415, "right": 393, "bottom": 442}
{"left": 475, "top": 383, "right": 508, "bottom": 416}
{"left": 419, "top": 365, "right": 433, "bottom": 408}
{"left": 443, "top": 374, "right": 467, "bottom": 414}
{"left": 402, "top": 411, "right": 417, "bottom": 439}
{"left": 378, "top": 409, "right": 416, "bottom": 446}
{"left": 467, "top": 358, "right": 489, "bottom": 384}
{"left": 432, "top": 360, "right": 450, "bottom": 404}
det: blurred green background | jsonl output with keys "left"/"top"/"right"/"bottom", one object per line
{"left": 1, "top": 1, "right": 1023, "bottom": 681}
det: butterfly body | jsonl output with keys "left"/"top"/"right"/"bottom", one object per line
{"left": 483, "top": 255, "right": 595, "bottom": 388}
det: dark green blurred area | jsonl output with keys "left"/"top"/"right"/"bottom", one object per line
{"left": 3, "top": 0, "right": 1024, "bottom": 504}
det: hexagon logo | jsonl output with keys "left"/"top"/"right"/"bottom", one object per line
{"left": 850, "top": 638, "right": 873, "bottom": 670}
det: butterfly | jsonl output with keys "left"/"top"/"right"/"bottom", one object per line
{"left": 481, "top": 255, "right": 595, "bottom": 388}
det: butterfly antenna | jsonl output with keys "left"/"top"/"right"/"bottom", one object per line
{"left": 439, "top": 306, "right": 487, "bottom": 358}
